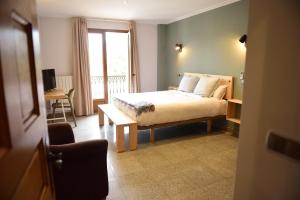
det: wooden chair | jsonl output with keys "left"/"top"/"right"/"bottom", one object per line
{"left": 52, "top": 88, "right": 77, "bottom": 126}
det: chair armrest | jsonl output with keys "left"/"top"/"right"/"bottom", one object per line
{"left": 49, "top": 139, "right": 109, "bottom": 199}
{"left": 48, "top": 123, "right": 75, "bottom": 145}
{"left": 49, "top": 139, "right": 108, "bottom": 159}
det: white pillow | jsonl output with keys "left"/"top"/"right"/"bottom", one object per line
{"left": 178, "top": 75, "right": 199, "bottom": 93}
{"left": 193, "top": 76, "right": 219, "bottom": 97}
{"left": 213, "top": 85, "right": 227, "bottom": 99}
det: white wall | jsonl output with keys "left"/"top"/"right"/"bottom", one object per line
{"left": 39, "top": 17, "right": 73, "bottom": 75}
{"left": 38, "top": 17, "right": 157, "bottom": 92}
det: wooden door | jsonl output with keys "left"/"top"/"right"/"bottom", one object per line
{"left": 234, "top": 0, "right": 300, "bottom": 199}
{"left": 0, "top": 0, "right": 54, "bottom": 199}
{"left": 88, "top": 29, "right": 108, "bottom": 112}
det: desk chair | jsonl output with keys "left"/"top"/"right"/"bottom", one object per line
{"left": 52, "top": 88, "right": 77, "bottom": 126}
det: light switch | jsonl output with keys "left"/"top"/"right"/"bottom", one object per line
{"left": 267, "top": 132, "right": 300, "bottom": 161}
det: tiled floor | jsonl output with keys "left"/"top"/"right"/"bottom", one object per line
{"left": 71, "top": 115, "right": 238, "bottom": 200}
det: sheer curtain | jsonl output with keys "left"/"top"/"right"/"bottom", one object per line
{"left": 72, "top": 17, "right": 93, "bottom": 116}
{"left": 129, "top": 21, "right": 141, "bottom": 93}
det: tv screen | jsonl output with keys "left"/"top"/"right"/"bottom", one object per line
{"left": 42, "top": 69, "right": 56, "bottom": 91}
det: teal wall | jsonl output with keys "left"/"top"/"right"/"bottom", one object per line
{"left": 157, "top": 24, "right": 168, "bottom": 91}
{"left": 157, "top": 0, "right": 249, "bottom": 99}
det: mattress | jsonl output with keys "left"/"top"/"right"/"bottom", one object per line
{"left": 113, "top": 90, "right": 227, "bottom": 126}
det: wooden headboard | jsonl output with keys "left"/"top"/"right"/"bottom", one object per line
{"left": 184, "top": 72, "right": 233, "bottom": 99}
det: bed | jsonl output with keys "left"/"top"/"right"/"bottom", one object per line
{"left": 114, "top": 90, "right": 227, "bottom": 127}
{"left": 112, "top": 73, "right": 233, "bottom": 142}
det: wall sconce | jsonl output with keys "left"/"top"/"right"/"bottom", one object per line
{"left": 239, "top": 34, "right": 247, "bottom": 46}
{"left": 175, "top": 43, "right": 183, "bottom": 52}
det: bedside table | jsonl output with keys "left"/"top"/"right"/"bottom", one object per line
{"left": 168, "top": 86, "right": 178, "bottom": 90}
{"left": 226, "top": 99, "right": 242, "bottom": 124}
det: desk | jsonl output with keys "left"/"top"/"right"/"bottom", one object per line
{"left": 45, "top": 89, "right": 67, "bottom": 122}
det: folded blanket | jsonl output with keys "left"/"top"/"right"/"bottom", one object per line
{"left": 113, "top": 94, "right": 155, "bottom": 116}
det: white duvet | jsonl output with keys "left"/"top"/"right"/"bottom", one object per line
{"left": 113, "top": 90, "right": 227, "bottom": 126}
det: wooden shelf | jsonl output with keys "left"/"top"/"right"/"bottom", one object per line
{"left": 168, "top": 86, "right": 178, "bottom": 90}
{"left": 228, "top": 99, "right": 242, "bottom": 104}
{"left": 226, "top": 117, "right": 241, "bottom": 124}
{"left": 227, "top": 99, "right": 242, "bottom": 125}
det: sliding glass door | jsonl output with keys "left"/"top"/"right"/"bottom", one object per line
{"left": 106, "top": 32, "right": 129, "bottom": 101}
{"left": 88, "top": 29, "right": 129, "bottom": 111}
{"left": 88, "top": 32, "right": 105, "bottom": 100}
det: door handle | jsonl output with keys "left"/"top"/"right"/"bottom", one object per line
{"left": 48, "top": 151, "right": 63, "bottom": 170}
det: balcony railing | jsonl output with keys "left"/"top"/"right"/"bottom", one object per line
{"left": 91, "top": 75, "right": 128, "bottom": 102}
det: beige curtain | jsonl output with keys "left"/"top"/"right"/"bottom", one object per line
{"left": 72, "top": 17, "right": 93, "bottom": 116}
{"left": 129, "top": 21, "right": 141, "bottom": 93}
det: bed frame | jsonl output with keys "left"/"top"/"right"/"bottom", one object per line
{"left": 99, "top": 73, "right": 233, "bottom": 151}
{"left": 139, "top": 72, "right": 233, "bottom": 143}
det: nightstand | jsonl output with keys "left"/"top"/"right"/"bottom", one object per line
{"left": 168, "top": 86, "right": 178, "bottom": 90}
{"left": 226, "top": 99, "right": 242, "bottom": 124}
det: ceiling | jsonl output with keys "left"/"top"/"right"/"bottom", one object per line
{"left": 37, "top": 0, "right": 240, "bottom": 24}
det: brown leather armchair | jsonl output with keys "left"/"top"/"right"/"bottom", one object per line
{"left": 48, "top": 123, "right": 108, "bottom": 200}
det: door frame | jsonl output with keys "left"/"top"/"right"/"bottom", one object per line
{"left": 88, "top": 29, "right": 129, "bottom": 112}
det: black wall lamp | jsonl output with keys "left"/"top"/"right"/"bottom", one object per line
{"left": 175, "top": 43, "right": 183, "bottom": 52}
{"left": 239, "top": 34, "right": 247, "bottom": 46}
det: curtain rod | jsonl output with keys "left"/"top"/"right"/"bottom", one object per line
{"left": 87, "top": 18, "right": 130, "bottom": 24}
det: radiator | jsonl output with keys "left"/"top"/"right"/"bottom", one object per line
{"left": 56, "top": 75, "right": 73, "bottom": 93}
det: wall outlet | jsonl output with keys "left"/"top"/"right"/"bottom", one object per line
{"left": 240, "top": 72, "right": 245, "bottom": 84}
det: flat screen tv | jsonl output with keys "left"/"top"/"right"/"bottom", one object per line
{"left": 42, "top": 69, "right": 56, "bottom": 91}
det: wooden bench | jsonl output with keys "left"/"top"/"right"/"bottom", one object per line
{"left": 98, "top": 104, "right": 137, "bottom": 153}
